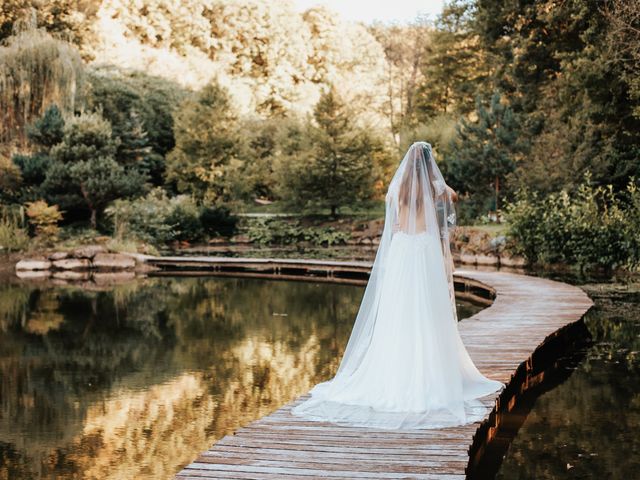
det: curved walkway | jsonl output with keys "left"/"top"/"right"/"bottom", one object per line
{"left": 173, "top": 264, "right": 593, "bottom": 479}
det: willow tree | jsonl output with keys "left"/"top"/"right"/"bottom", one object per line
{"left": 0, "top": 27, "right": 85, "bottom": 147}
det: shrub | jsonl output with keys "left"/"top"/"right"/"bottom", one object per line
{"left": 107, "top": 189, "right": 181, "bottom": 245}
{"left": 0, "top": 206, "right": 28, "bottom": 251}
{"left": 200, "top": 205, "right": 238, "bottom": 237}
{"left": 25, "top": 200, "right": 63, "bottom": 243}
{"left": 106, "top": 188, "right": 237, "bottom": 246}
{"left": 505, "top": 173, "right": 640, "bottom": 270}
{"left": 241, "top": 217, "right": 350, "bottom": 247}
{"left": 165, "top": 200, "right": 204, "bottom": 242}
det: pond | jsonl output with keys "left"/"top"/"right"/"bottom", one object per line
{"left": 494, "top": 279, "right": 640, "bottom": 480}
{"left": 0, "top": 275, "right": 482, "bottom": 480}
{"left": 3, "top": 270, "right": 636, "bottom": 480}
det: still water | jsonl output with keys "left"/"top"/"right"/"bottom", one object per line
{"left": 4, "top": 272, "right": 636, "bottom": 480}
{"left": 0, "top": 275, "right": 481, "bottom": 479}
{"left": 495, "top": 281, "right": 640, "bottom": 479}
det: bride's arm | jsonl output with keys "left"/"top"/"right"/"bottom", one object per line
{"left": 432, "top": 179, "right": 458, "bottom": 203}
{"left": 446, "top": 184, "right": 458, "bottom": 202}
{"left": 447, "top": 185, "right": 458, "bottom": 202}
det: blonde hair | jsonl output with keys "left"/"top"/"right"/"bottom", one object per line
{"left": 398, "top": 155, "right": 433, "bottom": 215}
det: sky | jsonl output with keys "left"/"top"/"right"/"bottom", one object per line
{"left": 293, "top": 0, "right": 446, "bottom": 24}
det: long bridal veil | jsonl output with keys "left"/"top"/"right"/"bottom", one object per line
{"left": 291, "top": 141, "right": 505, "bottom": 429}
{"left": 335, "top": 141, "right": 460, "bottom": 379}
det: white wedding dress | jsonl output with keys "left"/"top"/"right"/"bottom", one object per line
{"left": 291, "top": 142, "right": 504, "bottom": 429}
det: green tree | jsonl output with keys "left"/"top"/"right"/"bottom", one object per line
{"left": 280, "top": 88, "right": 381, "bottom": 216}
{"left": 165, "top": 82, "right": 239, "bottom": 202}
{"left": 42, "top": 111, "right": 146, "bottom": 228}
{"left": 416, "top": 0, "right": 488, "bottom": 119}
{"left": 226, "top": 117, "right": 296, "bottom": 203}
{"left": 474, "top": 0, "right": 640, "bottom": 193}
{"left": 12, "top": 105, "right": 65, "bottom": 200}
{"left": 25, "top": 103, "right": 65, "bottom": 148}
{"left": 86, "top": 68, "right": 188, "bottom": 185}
{"left": 227, "top": 116, "right": 347, "bottom": 206}
{"left": 448, "top": 93, "right": 523, "bottom": 216}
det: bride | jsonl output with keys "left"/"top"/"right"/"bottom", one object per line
{"left": 292, "top": 141, "right": 504, "bottom": 429}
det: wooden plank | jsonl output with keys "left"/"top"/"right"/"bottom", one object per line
{"left": 179, "top": 462, "right": 464, "bottom": 479}
{"left": 175, "top": 266, "right": 593, "bottom": 479}
{"left": 193, "top": 454, "right": 468, "bottom": 473}
{"left": 216, "top": 436, "right": 472, "bottom": 453}
{"left": 205, "top": 444, "right": 470, "bottom": 458}
{"left": 200, "top": 447, "right": 470, "bottom": 462}
{"left": 177, "top": 469, "right": 465, "bottom": 480}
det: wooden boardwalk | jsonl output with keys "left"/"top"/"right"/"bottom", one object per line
{"left": 174, "top": 268, "right": 593, "bottom": 479}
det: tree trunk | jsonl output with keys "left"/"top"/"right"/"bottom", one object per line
{"left": 90, "top": 208, "right": 97, "bottom": 230}
{"left": 494, "top": 175, "right": 500, "bottom": 215}
{"left": 331, "top": 205, "right": 337, "bottom": 218}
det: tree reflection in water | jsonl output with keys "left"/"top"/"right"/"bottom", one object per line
{"left": 0, "top": 277, "right": 363, "bottom": 479}
{"left": 0, "top": 275, "right": 484, "bottom": 480}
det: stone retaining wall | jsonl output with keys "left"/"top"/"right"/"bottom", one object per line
{"left": 15, "top": 246, "right": 142, "bottom": 280}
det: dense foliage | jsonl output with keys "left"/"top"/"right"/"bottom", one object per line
{"left": 505, "top": 174, "right": 640, "bottom": 270}
{"left": 277, "top": 88, "right": 385, "bottom": 216}
{"left": 0, "top": 0, "right": 99, "bottom": 45}
{"left": 86, "top": 68, "right": 188, "bottom": 185}
{"left": 0, "top": 0, "right": 638, "bottom": 268}
{"left": 165, "top": 82, "right": 239, "bottom": 202}
{"left": 470, "top": 0, "right": 640, "bottom": 196}
{"left": 106, "top": 188, "right": 237, "bottom": 246}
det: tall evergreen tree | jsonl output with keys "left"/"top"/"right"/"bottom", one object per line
{"left": 449, "top": 93, "right": 523, "bottom": 215}
{"left": 281, "top": 88, "right": 381, "bottom": 216}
